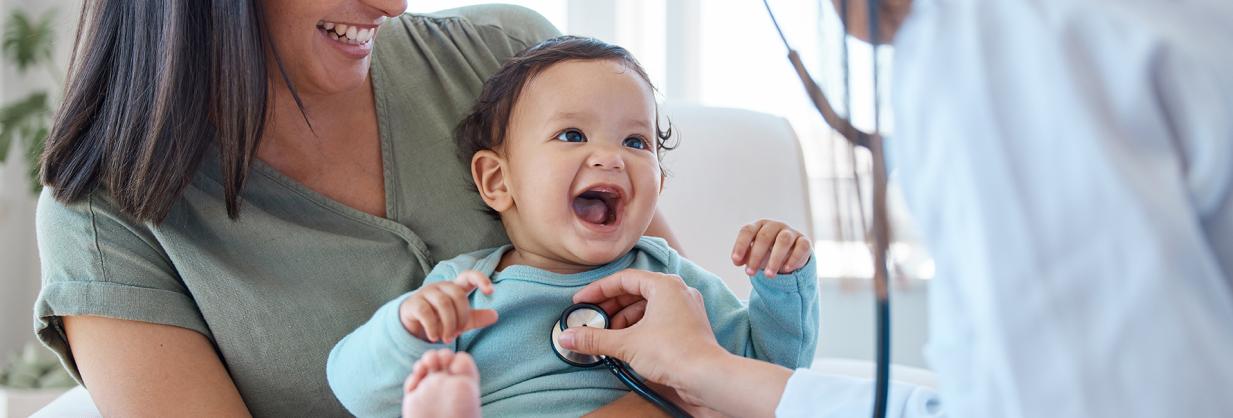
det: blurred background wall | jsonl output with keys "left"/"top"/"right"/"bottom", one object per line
{"left": 0, "top": 0, "right": 81, "bottom": 362}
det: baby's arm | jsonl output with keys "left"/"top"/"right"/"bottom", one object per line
{"left": 676, "top": 220, "right": 820, "bottom": 368}
{"left": 326, "top": 266, "right": 495, "bottom": 417}
{"left": 682, "top": 254, "right": 819, "bottom": 368}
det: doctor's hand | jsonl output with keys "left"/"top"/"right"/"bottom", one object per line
{"left": 559, "top": 270, "right": 792, "bottom": 418}
{"left": 557, "top": 270, "right": 725, "bottom": 404}
{"left": 732, "top": 219, "right": 813, "bottom": 278}
{"left": 399, "top": 271, "right": 499, "bottom": 344}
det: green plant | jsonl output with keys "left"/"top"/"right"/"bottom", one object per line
{"left": 0, "top": 342, "right": 75, "bottom": 390}
{"left": 0, "top": 9, "right": 57, "bottom": 193}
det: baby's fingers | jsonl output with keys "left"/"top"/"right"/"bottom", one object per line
{"left": 423, "top": 289, "right": 458, "bottom": 343}
{"left": 745, "top": 223, "right": 782, "bottom": 276}
{"left": 408, "top": 298, "right": 442, "bottom": 342}
{"left": 763, "top": 229, "right": 798, "bottom": 277}
{"left": 462, "top": 309, "right": 499, "bottom": 332}
{"left": 731, "top": 222, "right": 762, "bottom": 266}
{"left": 785, "top": 236, "right": 813, "bottom": 273}
{"left": 454, "top": 270, "right": 495, "bottom": 295}
{"left": 437, "top": 284, "right": 475, "bottom": 343}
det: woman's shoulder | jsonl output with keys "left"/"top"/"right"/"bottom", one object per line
{"left": 391, "top": 4, "right": 560, "bottom": 53}
{"left": 420, "top": 4, "right": 559, "bottom": 47}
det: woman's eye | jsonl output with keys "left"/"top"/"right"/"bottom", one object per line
{"left": 623, "top": 137, "right": 649, "bottom": 150}
{"left": 555, "top": 129, "right": 586, "bottom": 143}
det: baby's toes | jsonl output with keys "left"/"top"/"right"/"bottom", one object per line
{"left": 447, "top": 352, "right": 480, "bottom": 380}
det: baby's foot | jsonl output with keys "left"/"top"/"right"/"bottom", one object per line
{"left": 402, "top": 349, "right": 482, "bottom": 418}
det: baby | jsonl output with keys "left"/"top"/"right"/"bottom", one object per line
{"left": 327, "top": 36, "right": 819, "bottom": 417}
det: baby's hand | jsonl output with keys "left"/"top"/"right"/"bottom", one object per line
{"left": 399, "top": 271, "right": 498, "bottom": 343}
{"left": 731, "top": 219, "right": 813, "bottom": 278}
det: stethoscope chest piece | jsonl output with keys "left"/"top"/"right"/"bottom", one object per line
{"left": 549, "top": 302, "right": 694, "bottom": 418}
{"left": 550, "top": 303, "right": 609, "bottom": 367}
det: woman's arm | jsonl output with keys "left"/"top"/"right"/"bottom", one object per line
{"left": 65, "top": 316, "right": 251, "bottom": 417}
{"left": 646, "top": 209, "right": 685, "bottom": 255}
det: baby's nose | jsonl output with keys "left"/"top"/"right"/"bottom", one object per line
{"left": 587, "top": 149, "right": 625, "bottom": 170}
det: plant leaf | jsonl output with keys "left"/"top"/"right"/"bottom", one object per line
{"left": 1, "top": 10, "right": 55, "bottom": 72}
{"left": 0, "top": 92, "right": 49, "bottom": 163}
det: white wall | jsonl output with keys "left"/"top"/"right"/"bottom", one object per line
{"left": 0, "top": 0, "right": 81, "bottom": 359}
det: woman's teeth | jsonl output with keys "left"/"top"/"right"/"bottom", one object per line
{"left": 317, "top": 21, "right": 374, "bottom": 45}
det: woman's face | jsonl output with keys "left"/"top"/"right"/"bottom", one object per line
{"left": 262, "top": 0, "right": 408, "bottom": 96}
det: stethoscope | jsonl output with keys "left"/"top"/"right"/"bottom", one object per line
{"left": 762, "top": 0, "right": 894, "bottom": 417}
{"left": 550, "top": 303, "right": 694, "bottom": 418}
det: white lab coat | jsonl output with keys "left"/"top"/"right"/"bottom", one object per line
{"left": 885, "top": 0, "right": 1233, "bottom": 417}
{"left": 775, "top": 371, "right": 945, "bottom": 418}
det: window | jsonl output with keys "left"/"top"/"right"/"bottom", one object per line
{"left": 407, "top": 1, "right": 932, "bottom": 281}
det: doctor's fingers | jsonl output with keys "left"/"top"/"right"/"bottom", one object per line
{"left": 610, "top": 300, "right": 648, "bottom": 329}
{"left": 453, "top": 270, "right": 495, "bottom": 295}
{"left": 572, "top": 269, "right": 688, "bottom": 303}
{"left": 595, "top": 294, "right": 645, "bottom": 318}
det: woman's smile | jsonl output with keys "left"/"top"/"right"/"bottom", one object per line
{"left": 316, "top": 20, "right": 381, "bottom": 59}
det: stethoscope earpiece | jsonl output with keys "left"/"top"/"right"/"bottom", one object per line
{"left": 550, "top": 303, "right": 693, "bottom": 418}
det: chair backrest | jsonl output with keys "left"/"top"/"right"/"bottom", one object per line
{"left": 657, "top": 104, "right": 813, "bottom": 298}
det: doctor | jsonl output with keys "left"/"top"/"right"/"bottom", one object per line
{"left": 561, "top": 0, "right": 1233, "bottom": 417}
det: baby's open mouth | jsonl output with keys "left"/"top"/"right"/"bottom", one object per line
{"left": 572, "top": 187, "right": 623, "bottom": 226}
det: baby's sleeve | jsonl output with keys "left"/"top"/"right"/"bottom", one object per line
{"left": 326, "top": 264, "right": 458, "bottom": 417}
{"left": 679, "top": 255, "right": 819, "bottom": 369}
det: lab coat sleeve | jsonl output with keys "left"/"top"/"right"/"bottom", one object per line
{"left": 325, "top": 265, "right": 456, "bottom": 417}
{"left": 678, "top": 254, "right": 820, "bottom": 369}
{"left": 890, "top": 1, "right": 1233, "bottom": 416}
{"left": 775, "top": 370, "right": 945, "bottom": 418}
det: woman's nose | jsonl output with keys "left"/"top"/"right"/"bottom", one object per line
{"left": 366, "top": 0, "right": 408, "bottom": 17}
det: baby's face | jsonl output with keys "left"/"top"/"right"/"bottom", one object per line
{"left": 496, "top": 59, "right": 662, "bottom": 268}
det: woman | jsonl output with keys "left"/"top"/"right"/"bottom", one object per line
{"left": 34, "top": 1, "right": 680, "bottom": 416}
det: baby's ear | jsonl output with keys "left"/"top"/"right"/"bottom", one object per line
{"left": 471, "top": 150, "right": 513, "bottom": 212}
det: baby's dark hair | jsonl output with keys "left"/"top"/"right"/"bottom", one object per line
{"left": 455, "top": 35, "right": 675, "bottom": 165}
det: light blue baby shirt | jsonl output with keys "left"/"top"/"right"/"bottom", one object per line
{"left": 327, "top": 236, "right": 818, "bottom": 417}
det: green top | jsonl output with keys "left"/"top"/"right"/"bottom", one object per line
{"left": 32, "top": 5, "right": 559, "bottom": 416}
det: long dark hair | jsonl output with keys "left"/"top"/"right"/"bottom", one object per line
{"left": 41, "top": 0, "right": 300, "bottom": 222}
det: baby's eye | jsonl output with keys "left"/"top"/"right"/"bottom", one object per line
{"left": 623, "top": 136, "right": 650, "bottom": 150}
{"left": 555, "top": 129, "right": 587, "bottom": 143}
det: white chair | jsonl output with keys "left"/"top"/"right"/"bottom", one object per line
{"left": 657, "top": 103, "right": 814, "bottom": 299}
{"left": 28, "top": 386, "right": 98, "bottom": 418}
{"left": 655, "top": 104, "right": 937, "bottom": 389}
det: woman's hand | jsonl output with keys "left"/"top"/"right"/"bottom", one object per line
{"left": 731, "top": 219, "right": 813, "bottom": 278}
{"left": 398, "top": 271, "right": 498, "bottom": 343}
